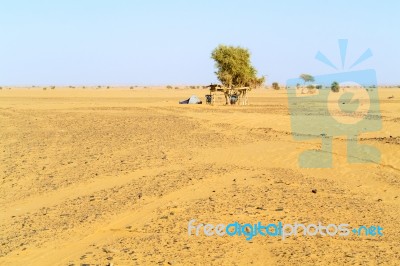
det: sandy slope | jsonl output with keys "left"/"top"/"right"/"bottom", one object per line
{"left": 0, "top": 88, "right": 399, "bottom": 265}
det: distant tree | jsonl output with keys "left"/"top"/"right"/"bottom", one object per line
{"left": 331, "top": 81, "right": 340, "bottom": 92}
{"left": 272, "top": 82, "right": 280, "bottom": 90}
{"left": 299, "top": 74, "right": 315, "bottom": 84}
{"left": 211, "top": 45, "right": 264, "bottom": 89}
{"left": 316, "top": 85, "right": 322, "bottom": 90}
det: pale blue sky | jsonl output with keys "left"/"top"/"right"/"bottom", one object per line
{"left": 0, "top": 0, "right": 399, "bottom": 86}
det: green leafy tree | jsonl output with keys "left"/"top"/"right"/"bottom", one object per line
{"left": 331, "top": 81, "right": 340, "bottom": 92}
{"left": 211, "top": 45, "right": 264, "bottom": 89}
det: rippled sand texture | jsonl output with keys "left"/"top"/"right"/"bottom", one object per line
{"left": 0, "top": 88, "right": 399, "bottom": 265}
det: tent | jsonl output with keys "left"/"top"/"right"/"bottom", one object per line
{"left": 179, "top": 95, "right": 202, "bottom": 104}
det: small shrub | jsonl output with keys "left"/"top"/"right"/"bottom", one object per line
{"left": 107, "top": 86, "right": 110, "bottom": 89}
{"left": 50, "top": 86, "right": 55, "bottom": 90}
{"left": 316, "top": 85, "right": 322, "bottom": 90}
{"left": 174, "top": 86, "right": 179, "bottom": 89}
{"left": 0, "top": 87, "right": 2, "bottom": 90}
{"left": 331, "top": 81, "right": 339, "bottom": 92}
{"left": 130, "top": 86, "right": 134, "bottom": 90}
{"left": 166, "top": 85, "right": 173, "bottom": 89}
{"left": 307, "top": 84, "right": 316, "bottom": 94}
{"left": 43, "top": 87, "right": 47, "bottom": 90}
{"left": 272, "top": 82, "right": 280, "bottom": 90}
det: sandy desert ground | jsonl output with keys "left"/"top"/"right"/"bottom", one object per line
{"left": 0, "top": 87, "right": 399, "bottom": 265}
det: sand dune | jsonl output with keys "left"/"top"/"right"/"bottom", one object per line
{"left": 0, "top": 88, "right": 399, "bottom": 265}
